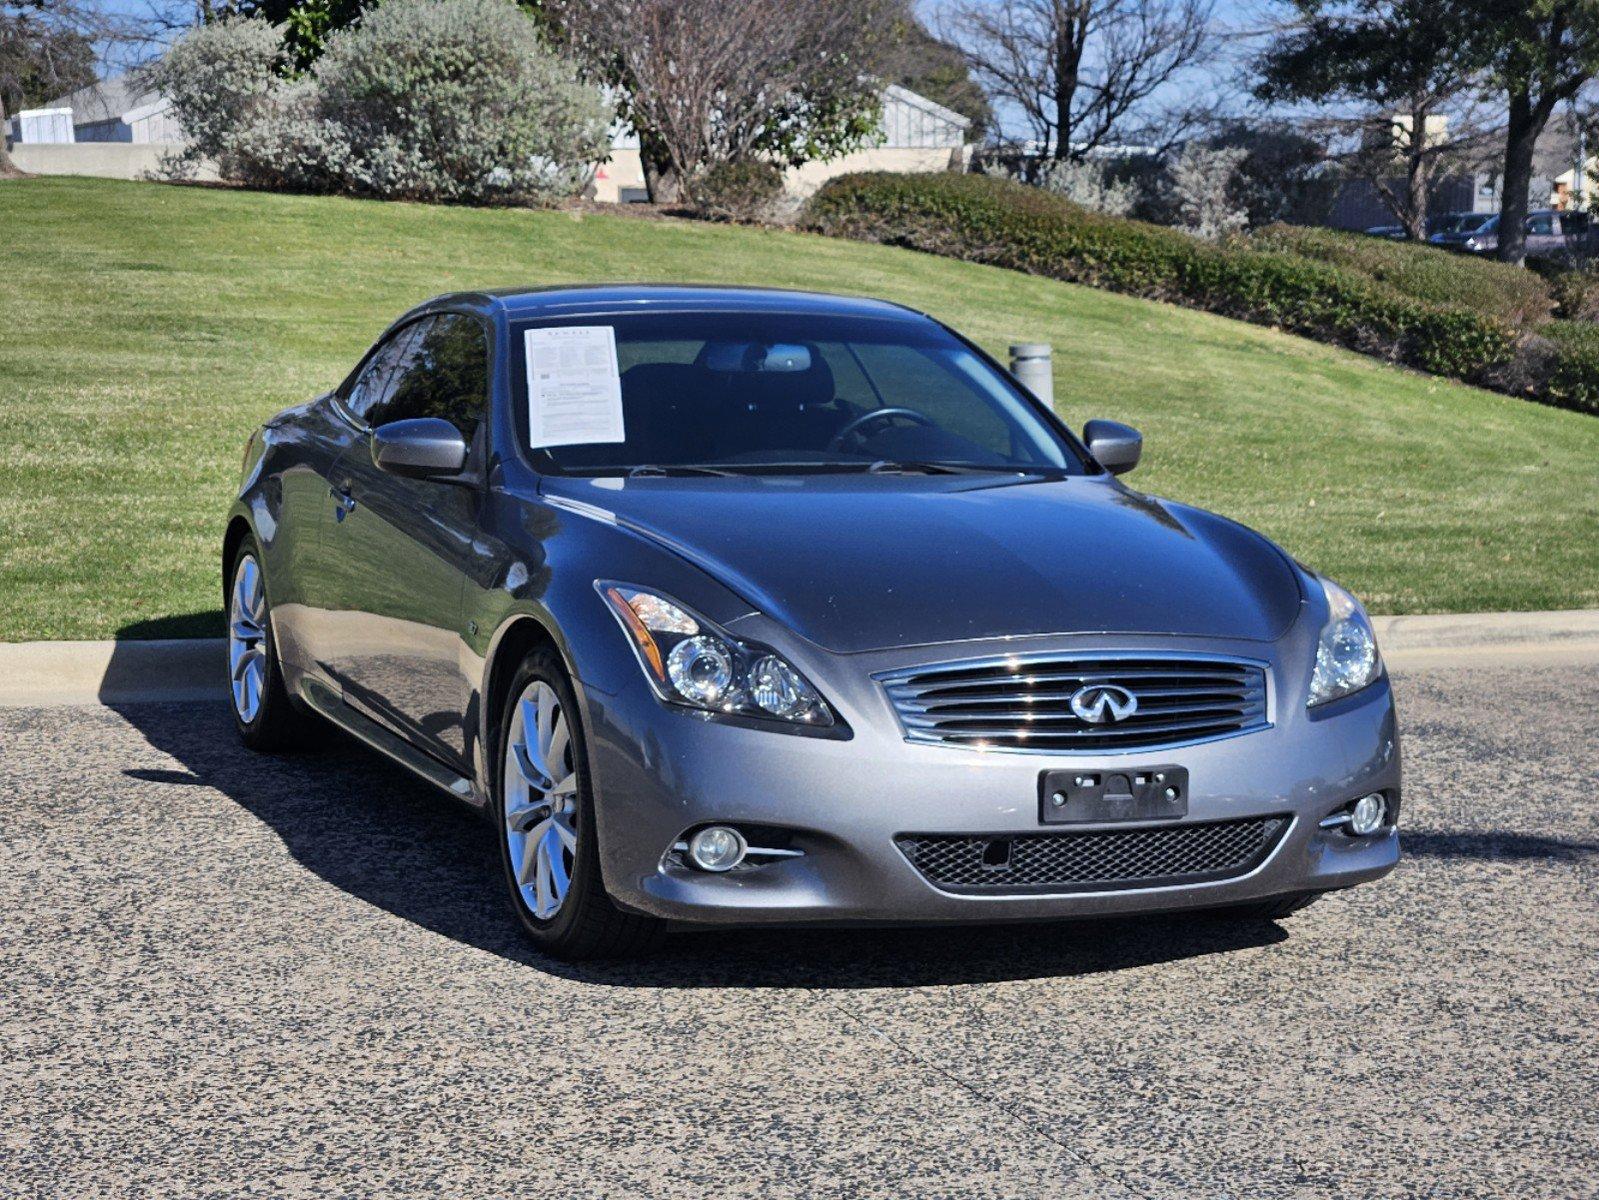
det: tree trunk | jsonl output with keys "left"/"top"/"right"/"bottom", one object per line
{"left": 1051, "top": 3, "right": 1082, "bottom": 161}
{"left": 0, "top": 93, "right": 27, "bottom": 180}
{"left": 640, "top": 146, "right": 681, "bottom": 206}
{"left": 1497, "top": 92, "right": 1550, "bottom": 266}
{"left": 1402, "top": 103, "right": 1429, "bottom": 241}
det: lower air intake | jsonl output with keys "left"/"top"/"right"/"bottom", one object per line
{"left": 896, "top": 816, "right": 1289, "bottom": 894}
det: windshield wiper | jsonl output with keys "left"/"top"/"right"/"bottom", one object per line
{"left": 626, "top": 464, "right": 737, "bottom": 478}
{"left": 866, "top": 460, "right": 1063, "bottom": 477}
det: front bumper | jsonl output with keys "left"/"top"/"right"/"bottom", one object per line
{"left": 579, "top": 624, "right": 1401, "bottom": 927}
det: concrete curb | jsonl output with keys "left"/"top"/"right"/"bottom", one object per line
{"left": 0, "top": 638, "right": 226, "bottom": 707}
{"left": 1, "top": 610, "right": 1597, "bottom": 706}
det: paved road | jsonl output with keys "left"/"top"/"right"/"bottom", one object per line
{"left": 2, "top": 659, "right": 1595, "bottom": 1199}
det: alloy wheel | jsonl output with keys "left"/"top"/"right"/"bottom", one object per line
{"left": 228, "top": 554, "right": 269, "bottom": 724}
{"left": 502, "top": 680, "right": 580, "bottom": 921}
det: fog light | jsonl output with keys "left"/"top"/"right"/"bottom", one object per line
{"left": 1349, "top": 792, "right": 1387, "bottom": 836}
{"left": 687, "top": 825, "right": 747, "bottom": 872}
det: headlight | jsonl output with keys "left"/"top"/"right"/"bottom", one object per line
{"left": 1308, "top": 576, "right": 1382, "bottom": 706}
{"left": 598, "top": 582, "right": 834, "bottom": 726}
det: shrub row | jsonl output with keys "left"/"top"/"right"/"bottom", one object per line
{"left": 806, "top": 172, "right": 1599, "bottom": 417}
{"left": 1535, "top": 321, "right": 1599, "bottom": 414}
{"left": 1251, "top": 223, "right": 1555, "bottom": 329}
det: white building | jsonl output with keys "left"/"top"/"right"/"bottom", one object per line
{"left": 588, "top": 83, "right": 973, "bottom": 204}
{"left": 4, "top": 76, "right": 190, "bottom": 179}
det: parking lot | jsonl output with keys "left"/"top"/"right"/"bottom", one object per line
{"left": 2, "top": 655, "right": 1595, "bottom": 1199}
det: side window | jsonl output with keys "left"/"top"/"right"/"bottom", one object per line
{"left": 346, "top": 322, "right": 425, "bottom": 423}
{"left": 368, "top": 314, "right": 489, "bottom": 436}
{"left": 1526, "top": 213, "right": 1555, "bottom": 236}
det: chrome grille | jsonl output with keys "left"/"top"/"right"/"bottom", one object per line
{"left": 897, "top": 817, "right": 1288, "bottom": 893}
{"left": 878, "top": 654, "right": 1269, "bottom": 752}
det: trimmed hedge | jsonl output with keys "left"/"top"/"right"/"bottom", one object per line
{"left": 1251, "top": 223, "right": 1555, "bottom": 329}
{"left": 1538, "top": 321, "right": 1599, "bottom": 414}
{"left": 806, "top": 172, "right": 1599, "bottom": 416}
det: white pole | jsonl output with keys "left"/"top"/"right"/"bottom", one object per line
{"left": 1009, "top": 343, "right": 1053, "bottom": 405}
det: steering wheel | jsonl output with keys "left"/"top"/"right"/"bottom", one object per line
{"left": 827, "top": 406, "right": 936, "bottom": 453}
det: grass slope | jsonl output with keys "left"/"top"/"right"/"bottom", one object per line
{"left": 0, "top": 175, "right": 1596, "bottom": 641}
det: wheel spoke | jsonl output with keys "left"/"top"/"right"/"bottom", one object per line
{"left": 516, "top": 698, "right": 553, "bottom": 788}
{"left": 534, "top": 839, "right": 553, "bottom": 917}
{"left": 232, "top": 646, "right": 261, "bottom": 682}
{"left": 544, "top": 825, "right": 570, "bottom": 899}
{"left": 551, "top": 811, "right": 578, "bottom": 852}
{"left": 536, "top": 690, "right": 556, "bottom": 762}
{"left": 546, "top": 770, "right": 578, "bottom": 800}
{"left": 243, "top": 658, "right": 262, "bottom": 715}
{"left": 505, "top": 802, "right": 544, "bottom": 834}
{"left": 512, "top": 739, "right": 553, "bottom": 793}
{"left": 517, "top": 822, "right": 543, "bottom": 885}
{"left": 547, "top": 715, "right": 570, "bottom": 778}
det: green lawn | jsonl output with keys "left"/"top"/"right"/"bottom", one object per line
{"left": 1, "top": 175, "right": 1596, "bottom": 641}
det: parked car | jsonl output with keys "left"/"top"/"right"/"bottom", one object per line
{"left": 225, "top": 285, "right": 1400, "bottom": 958}
{"left": 1362, "top": 212, "right": 1478, "bottom": 240}
{"left": 1431, "top": 208, "right": 1591, "bottom": 257}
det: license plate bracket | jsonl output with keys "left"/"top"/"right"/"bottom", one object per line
{"left": 1038, "top": 765, "right": 1189, "bottom": 824}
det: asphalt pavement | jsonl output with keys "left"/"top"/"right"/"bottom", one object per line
{"left": 2, "top": 657, "right": 1595, "bottom": 1199}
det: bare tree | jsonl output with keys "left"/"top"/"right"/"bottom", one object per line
{"left": 544, "top": 0, "right": 895, "bottom": 203}
{"left": 945, "top": 0, "right": 1219, "bottom": 162}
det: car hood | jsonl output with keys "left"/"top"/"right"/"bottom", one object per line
{"left": 548, "top": 474, "right": 1304, "bottom": 654}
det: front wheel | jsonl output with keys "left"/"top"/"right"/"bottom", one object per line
{"left": 495, "top": 649, "right": 662, "bottom": 960}
{"left": 227, "top": 538, "right": 314, "bottom": 752}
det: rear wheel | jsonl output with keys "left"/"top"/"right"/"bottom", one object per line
{"left": 227, "top": 538, "right": 313, "bottom": 752}
{"left": 495, "top": 649, "right": 662, "bottom": 960}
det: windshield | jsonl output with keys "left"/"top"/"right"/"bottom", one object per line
{"left": 512, "top": 312, "right": 1088, "bottom": 476}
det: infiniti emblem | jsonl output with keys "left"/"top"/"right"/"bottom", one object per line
{"left": 1069, "top": 684, "right": 1138, "bottom": 724}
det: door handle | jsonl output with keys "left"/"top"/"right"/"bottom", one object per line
{"left": 331, "top": 485, "right": 356, "bottom": 520}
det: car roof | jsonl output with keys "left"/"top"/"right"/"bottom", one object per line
{"left": 418, "top": 284, "right": 931, "bottom": 325}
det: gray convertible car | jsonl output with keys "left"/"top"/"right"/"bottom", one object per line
{"left": 225, "top": 285, "right": 1399, "bottom": 958}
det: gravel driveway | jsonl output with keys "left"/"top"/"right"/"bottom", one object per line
{"left": 2, "top": 658, "right": 1595, "bottom": 1199}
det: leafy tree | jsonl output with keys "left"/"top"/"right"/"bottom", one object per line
{"left": 229, "top": 0, "right": 365, "bottom": 71}
{"left": 1461, "top": 0, "right": 1599, "bottom": 264}
{"left": 1255, "top": 0, "right": 1490, "bottom": 241}
{"left": 1205, "top": 120, "right": 1336, "bottom": 228}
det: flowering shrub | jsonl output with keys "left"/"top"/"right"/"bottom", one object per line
{"left": 148, "top": 0, "right": 609, "bottom": 205}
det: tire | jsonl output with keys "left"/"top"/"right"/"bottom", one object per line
{"left": 494, "top": 648, "right": 662, "bottom": 960}
{"left": 227, "top": 536, "right": 316, "bottom": 752}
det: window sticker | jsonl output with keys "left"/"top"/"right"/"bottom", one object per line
{"left": 525, "top": 325, "right": 626, "bottom": 449}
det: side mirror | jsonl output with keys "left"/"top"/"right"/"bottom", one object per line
{"left": 1083, "top": 418, "right": 1142, "bottom": 475}
{"left": 371, "top": 417, "right": 468, "bottom": 479}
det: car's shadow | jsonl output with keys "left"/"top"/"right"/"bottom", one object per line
{"left": 109, "top": 699, "right": 1314, "bottom": 986}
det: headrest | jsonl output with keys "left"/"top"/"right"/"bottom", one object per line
{"left": 695, "top": 344, "right": 834, "bottom": 411}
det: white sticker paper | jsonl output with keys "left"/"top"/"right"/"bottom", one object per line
{"left": 525, "top": 325, "right": 625, "bottom": 449}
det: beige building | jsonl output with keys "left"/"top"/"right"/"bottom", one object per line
{"left": 587, "top": 84, "right": 973, "bottom": 204}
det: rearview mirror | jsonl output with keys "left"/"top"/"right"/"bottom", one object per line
{"left": 371, "top": 417, "right": 468, "bottom": 479}
{"left": 1083, "top": 419, "right": 1142, "bottom": 475}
